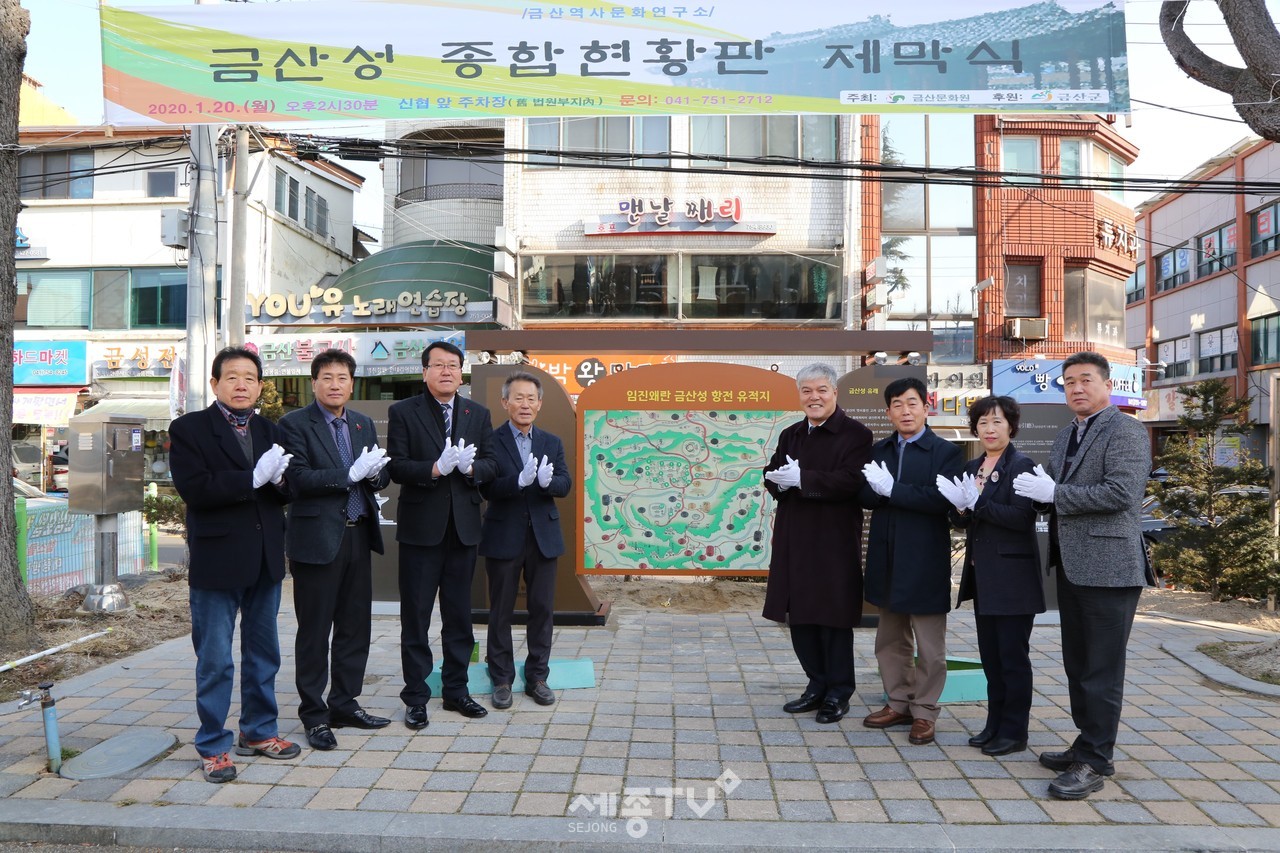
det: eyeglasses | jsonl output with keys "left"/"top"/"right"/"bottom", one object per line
{"left": 427, "top": 362, "right": 461, "bottom": 373}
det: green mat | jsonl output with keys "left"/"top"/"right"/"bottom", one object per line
{"left": 424, "top": 657, "right": 597, "bottom": 696}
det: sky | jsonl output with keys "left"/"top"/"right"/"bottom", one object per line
{"left": 17, "top": 0, "right": 1279, "bottom": 227}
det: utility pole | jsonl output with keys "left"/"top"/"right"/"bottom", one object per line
{"left": 184, "top": 124, "right": 219, "bottom": 414}
{"left": 226, "top": 125, "right": 248, "bottom": 347}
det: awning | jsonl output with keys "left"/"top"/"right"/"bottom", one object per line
{"left": 78, "top": 397, "right": 174, "bottom": 429}
{"left": 13, "top": 386, "right": 89, "bottom": 427}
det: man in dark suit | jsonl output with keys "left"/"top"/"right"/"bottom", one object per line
{"left": 859, "top": 376, "right": 963, "bottom": 747}
{"left": 279, "top": 349, "right": 393, "bottom": 751}
{"left": 169, "top": 346, "right": 300, "bottom": 783}
{"left": 1014, "top": 351, "right": 1154, "bottom": 800}
{"left": 388, "top": 341, "right": 498, "bottom": 729}
{"left": 479, "top": 371, "right": 572, "bottom": 710}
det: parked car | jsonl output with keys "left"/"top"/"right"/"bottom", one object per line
{"left": 11, "top": 444, "right": 43, "bottom": 488}
{"left": 1141, "top": 486, "right": 1271, "bottom": 549}
{"left": 48, "top": 451, "right": 69, "bottom": 493}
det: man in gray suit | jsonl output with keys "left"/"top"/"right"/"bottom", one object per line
{"left": 279, "top": 349, "right": 392, "bottom": 751}
{"left": 1013, "top": 351, "right": 1154, "bottom": 800}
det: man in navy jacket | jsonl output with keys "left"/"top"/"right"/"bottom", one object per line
{"left": 479, "top": 372, "right": 571, "bottom": 709}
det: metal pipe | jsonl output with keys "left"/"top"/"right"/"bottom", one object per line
{"left": 18, "top": 682, "right": 62, "bottom": 775}
{"left": 0, "top": 628, "right": 113, "bottom": 674}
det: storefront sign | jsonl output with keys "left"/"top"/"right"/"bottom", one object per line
{"left": 13, "top": 341, "right": 89, "bottom": 385}
{"left": 245, "top": 284, "right": 494, "bottom": 326}
{"left": 585, "top": 196, "right": 775, "bottom": 236}
{"left": 13, "top": 392, "right": 81, "bottom": 427}
{"left": 925, "top": 364, "right": 989, "bottom": 427}
{"left": 1097, "top": 218, "right": 1139, "bottom": 259}
{"left": 993, "top": 358, "right": 1145, "bottom": 410}
{"left": 90, "top": 341, "right": 179, "bottom": 379}
{"left": 525, "top": 353, "right": 677, "bottom": 396}
{"left": 245, "top": 330, "right": 464, "bottom": 377}
{"left": 13, "top": 226, "right": 48, "bottom": 260}
{"left": 102, "top": 0, "right": 1129, "bottom": 125}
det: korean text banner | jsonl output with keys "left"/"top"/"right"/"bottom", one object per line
{"left": 101, "top": 0, "right": 1129, "bottom": 124}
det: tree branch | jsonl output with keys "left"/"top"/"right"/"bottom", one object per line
{"left": 1159, "top": 0, "right": 1244, "bottom": 94}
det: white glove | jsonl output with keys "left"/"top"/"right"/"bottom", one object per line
{"left": 271, "top": 452, "right": 292, "bottom": 485}
{"left": 1013, "top": 464, "right": 1056, "bottom": 503}
{"left": 436, "top": 442, "right": 459, "bottom": 476}
{"left": 862, "top": 460, "right": 894, "bottom": 497}
{"left": 936, "top": 474, "right": 966, "bottom": 512}
{"left": 517, "top": 452, "right": 538, "bottom": 488}
{"left": 455, "top": 438, "right": 477, "bottom": 475}
{"left": 252, "top": 444, "right": 285, "bottom": 489}
{"left": 958, "top": 472, "right": 980, "bottom": 511}
{"left": 764, "top": 455, "right": 800, "bottom": 490}
{"left": 348, "top": 445, "right": 388, "bottom": 483}
{"left": 536, "top": 454, "right": 553, "bottom": 488}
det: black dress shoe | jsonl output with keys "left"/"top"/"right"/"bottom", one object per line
{"left": 306, "top": 724, "right": 337, "bottom": 751}
{"left": 330, "top": 708, "right": 391, "bottom": 730}
{"left": 815, "top": 699, "right": 849, "bottom": 725}
{"left": 404, "top": 704, "right": 429, "bottom": 730}
{"left": 491, "top": 684, "right": 513, "bottom": 709}
{"left": 783, "top": 691, "right": 824, "bottom": 714}
{"left": 1048, "top": 762, "right": 1105, "bottom": 800}
{"left": 981, "top": 736, "right": 1028, "bottom": 757}
{"left": 525, "top": 681, "right": 555, "bottom": 706}
{"left": 442, "top": 695, "right": 488, "bottom": 718}
{"left": 968, "top": 728, "right": 996, "bottom": 748}
{"left": 1038, "top": 748, "right": 1115, "bottom": 776}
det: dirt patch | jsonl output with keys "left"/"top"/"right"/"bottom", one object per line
{"left": 1139, "top": 586, "right": 1280, "bottom": 684}
{"left": 0, "top": 571, "right": 194, "bottom": 703}
{"left": 589, "top": 576, "right": 767, "bottom": 613}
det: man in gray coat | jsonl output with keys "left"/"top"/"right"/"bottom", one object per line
{"left": 1014, "top": 351, "right": 1154, "bottom": 800}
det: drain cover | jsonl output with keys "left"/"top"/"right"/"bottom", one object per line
{"left": 60, "top": 728, "right": 177, "bottom": 780}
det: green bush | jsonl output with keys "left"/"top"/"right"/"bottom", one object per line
{"left": 143, "top": 492, "right": 186, "bottom": 529}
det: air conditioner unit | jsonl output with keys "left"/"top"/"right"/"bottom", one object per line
{"left": 1004, "top": 317, "right": 1048, "bottom": 340}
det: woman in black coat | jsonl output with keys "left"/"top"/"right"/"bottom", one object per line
{"left": 936, "top": 396, "right": 1044, "bottom": 757}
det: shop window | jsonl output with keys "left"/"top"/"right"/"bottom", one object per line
{"left": 682, "top": 254, "right": 841, "bottom": 320}
{"left": 1155, "top": 247, "right": 1191, "bottom": 292}
{"left": 1197, "top": 222, "right": 1238, "bottom": 277}
{"left": 92, "top": 270, "right": 130, "bottom": 330}
{"left": 1125, "top": 262, "right": 1145, "bottom": 304}
{"left": 131, "top": 269, "right": 187, "bottom": 328}
{"left": 24, "top": 270, "right": 91, "bottom": 328}
{"left": 690, "top": 115, "right": 836, "bottom": 167}
{"left": 1251, "top": 313, "right": 1280, "bottom": 366}
{"left": 18, "top": 149, "right": 94, "bottom": 200}
{"left": 520, "top": 254, "right": 672, "bottom": 319}
{"left": 274, "top": 168, "right": 300, "bottom": 220}
{"left": 885, "top": 319, "right": 974, "bottom": 364}
{"left": 1197, "top": 327, "right": 1238, "bottom": 374}
{"left": 1004, "top": 263, "right": 1042, "bottom": 317}
{"left": 1001, "top": 137, "right": 1040, "bottom": 185}
{"left": 526, "top": 116, "right": 670, "bottom": 167}
{"left": 881, "top": 235, "right": 977, "bottom": 318}
{"left": 1250, "top": 202, "right": 1279, "bottom": 259}
{"left": 1063, "top": 267, "right": 1124, "bottom": 347}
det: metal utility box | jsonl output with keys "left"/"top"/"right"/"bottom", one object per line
{"left": 68, "top": 412, "right": 146, "bottom": 515}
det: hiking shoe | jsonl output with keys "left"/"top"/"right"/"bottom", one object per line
{"left": 235, "top": 734, "right": 301, "bottom": 760}
{"left": 200, "top": 752, "right": 236, "bottom": 783}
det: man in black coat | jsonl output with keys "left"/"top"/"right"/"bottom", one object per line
{"left": 479, "top": 371, "right": 572, "bottom": 709}
{"left": 859, "top": 376, "right": 963, "bottom": 746}
{"left": 169, "top": 346, "right": 300, "bottom": 783}
{"left": 762, "top": 363, "right": 873, "bottom": 725}
{"left": 387, "top": 341, "right": 498, "bottom": 729}
{"left": 279, "top": 349, "right": 393, "bottom": 751}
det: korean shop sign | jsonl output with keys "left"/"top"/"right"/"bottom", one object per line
{"left": 585, "top": 196, "right": 776, "bottom": 236}
{"left": 245, "top": 331, "right": 465, "bottom": 377}
{"left": 13, "top": 341, "right": 89, "bottom": 386}
{"left": 101, "top": 0, "right": 1129, "bottom": 125}
{"left": 245, "top": 284, "right": 494, "bottom": 326}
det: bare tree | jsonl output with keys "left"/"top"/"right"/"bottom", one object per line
{"left": 1160, "top": 0, "right": 1280, "bottom": 141}
{"left": 0, "top": 0, "right": 39, "bottom": 653}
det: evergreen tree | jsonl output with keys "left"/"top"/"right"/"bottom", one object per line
{"left": 256, "top": 379, "right": 285, "bottom": 423}
{"left": 1149, "top": 379, "right": 1279, "bottom": 600}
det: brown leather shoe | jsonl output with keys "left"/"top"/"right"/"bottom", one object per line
{"left": 862, "top": 705, "right": 913, "bottom": 729}
{"left": 908, "top": 719, "right": 936, "bottom": 745}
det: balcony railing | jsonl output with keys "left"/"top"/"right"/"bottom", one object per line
{"left": 395, "top": 183, "right": 503, "bottom": 208}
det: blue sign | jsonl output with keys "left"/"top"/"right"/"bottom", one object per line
{"left": 993, "top": 358, "right": 1145, "bottom": 410}
{"left": 13, "top": 341, "right": 90, "bottom": 386}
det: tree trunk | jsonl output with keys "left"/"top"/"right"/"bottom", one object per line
{"left": 0, "top": 0, "right": 40, "bottom": 655}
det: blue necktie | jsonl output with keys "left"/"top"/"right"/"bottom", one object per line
{"left": 333, "top": 417, "right": 362, "bottom": 521}
{"left": 440, "top": 401, "right": 452, "bottom": 439}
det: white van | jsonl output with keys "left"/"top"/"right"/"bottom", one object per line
{"left": 11, "top": 444, "right": 43, "bottom": 488}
